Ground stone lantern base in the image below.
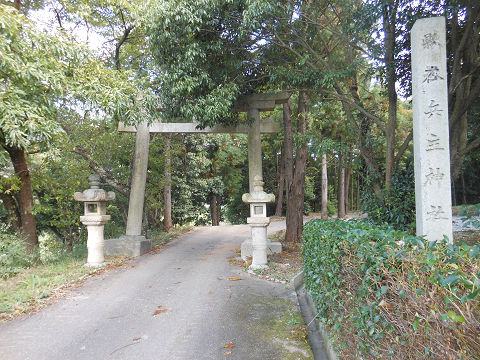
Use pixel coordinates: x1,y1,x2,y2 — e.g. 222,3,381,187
104,235,152,257
240,239,282,261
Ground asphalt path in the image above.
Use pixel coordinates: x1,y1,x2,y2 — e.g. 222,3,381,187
0,221,303,360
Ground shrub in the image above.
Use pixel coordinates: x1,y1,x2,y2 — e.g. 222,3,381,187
302,219,480,359
38,231,64,263
0,229,36,279
362,163,415,231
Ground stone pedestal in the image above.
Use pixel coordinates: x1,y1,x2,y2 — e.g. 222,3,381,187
248,218,269,269
81,215,110,266
104,235,152,257
240,239,282,261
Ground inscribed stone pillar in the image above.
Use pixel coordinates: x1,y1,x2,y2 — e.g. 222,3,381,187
412,17,453,242
247,108,262,193
126,121,150,236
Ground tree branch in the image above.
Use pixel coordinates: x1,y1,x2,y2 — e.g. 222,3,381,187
323,89,386,133
394,130,413,167
115,25,135,71
71,147,129,197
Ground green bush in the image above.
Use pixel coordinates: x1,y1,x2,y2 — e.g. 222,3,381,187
302,219,480,359
362,163,415,231
0,230,36,279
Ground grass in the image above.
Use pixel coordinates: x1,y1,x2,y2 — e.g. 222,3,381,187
150,224,193,249
0,225,193,322
0,250,117,321
260,298,313,359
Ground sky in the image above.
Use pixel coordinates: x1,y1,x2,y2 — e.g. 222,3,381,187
29,5,106,53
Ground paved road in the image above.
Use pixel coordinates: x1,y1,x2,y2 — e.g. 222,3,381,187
0,222,306,360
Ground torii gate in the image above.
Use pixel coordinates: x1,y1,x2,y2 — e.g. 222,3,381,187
104,92,289,267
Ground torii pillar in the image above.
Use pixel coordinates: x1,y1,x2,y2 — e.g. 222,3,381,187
104,121,153,257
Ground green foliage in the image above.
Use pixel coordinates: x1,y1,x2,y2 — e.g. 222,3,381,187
303,219,480,359
144,0,270,127
0,243,93,317
0,228,35,278
0,5,138,150
458,203,480,230
165,134,247,226
362,161,415,231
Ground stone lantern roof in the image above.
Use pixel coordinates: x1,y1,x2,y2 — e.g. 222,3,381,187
73,174,115,202
242,176,275,204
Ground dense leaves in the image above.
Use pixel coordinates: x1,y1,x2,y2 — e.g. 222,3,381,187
144,0,268,127
362,160,416,231
303,219,480,359
0,4,137,149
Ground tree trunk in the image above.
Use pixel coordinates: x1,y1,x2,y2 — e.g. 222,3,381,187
285,92,309,243
337,152,346,219
275,150,285,216
356,172,361,211
4,145,38,249
163,134,173,232
344,162,351,215
452,180,457,206
210,194,220,226
383,1,398,190
350,168,354,211
321,153,328,219
448,6,480,180
65,228,74,253
284,99,295,243
461,173,467,204
216,196,221,225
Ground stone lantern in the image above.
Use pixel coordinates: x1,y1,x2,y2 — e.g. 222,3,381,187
242,176,276,269
74,174,115,266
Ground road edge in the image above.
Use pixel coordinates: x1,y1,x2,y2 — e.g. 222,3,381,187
293,271,338,360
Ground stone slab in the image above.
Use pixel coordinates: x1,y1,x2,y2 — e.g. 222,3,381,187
412,17,453,242
292,270,304,291
241,239,282,260
104,235,152,257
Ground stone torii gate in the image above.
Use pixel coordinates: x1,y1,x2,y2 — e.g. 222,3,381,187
105,92,289,267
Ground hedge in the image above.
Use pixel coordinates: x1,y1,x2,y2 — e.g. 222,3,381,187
302,219,480,359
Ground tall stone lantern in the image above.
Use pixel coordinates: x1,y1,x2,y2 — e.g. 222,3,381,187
242,176,275,269
74,174,115,266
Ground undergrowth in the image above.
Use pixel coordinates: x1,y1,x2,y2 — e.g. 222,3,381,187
302,219,480,359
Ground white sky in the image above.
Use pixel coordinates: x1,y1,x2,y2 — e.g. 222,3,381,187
30,6,105,53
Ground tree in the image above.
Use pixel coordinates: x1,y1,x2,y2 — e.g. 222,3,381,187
321,153,328,219
0,4,137,249
284,93,310,242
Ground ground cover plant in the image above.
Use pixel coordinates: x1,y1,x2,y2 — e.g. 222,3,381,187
302,219,480,359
